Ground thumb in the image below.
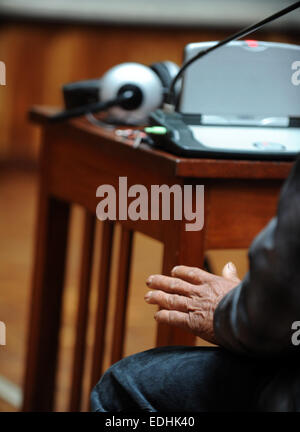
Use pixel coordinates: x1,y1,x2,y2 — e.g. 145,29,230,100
222,262,240,282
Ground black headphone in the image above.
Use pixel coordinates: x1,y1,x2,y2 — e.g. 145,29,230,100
149,61,180,99
56,61,180,124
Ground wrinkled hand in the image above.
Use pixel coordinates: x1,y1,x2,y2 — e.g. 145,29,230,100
145,263,240,344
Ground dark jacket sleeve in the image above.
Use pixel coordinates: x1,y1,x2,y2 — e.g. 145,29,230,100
213,156,300,356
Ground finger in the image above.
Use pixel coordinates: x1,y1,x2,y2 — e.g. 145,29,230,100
222,262,240,282
146,274,195,296
171,265,213,284
144,290,189,312
154,309,190,332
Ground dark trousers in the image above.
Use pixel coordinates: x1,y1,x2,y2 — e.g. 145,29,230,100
90,346,295,412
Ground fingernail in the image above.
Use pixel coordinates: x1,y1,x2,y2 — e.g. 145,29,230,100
172,266,178,274
144,291,153,302
146,276,153,286
228,262,235,271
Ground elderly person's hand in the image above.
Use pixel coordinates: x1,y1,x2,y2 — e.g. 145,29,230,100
144,263,240,344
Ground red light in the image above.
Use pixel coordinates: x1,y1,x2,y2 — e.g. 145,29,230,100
245,40,258,48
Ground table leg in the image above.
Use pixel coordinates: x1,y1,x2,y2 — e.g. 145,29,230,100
22,196,70,412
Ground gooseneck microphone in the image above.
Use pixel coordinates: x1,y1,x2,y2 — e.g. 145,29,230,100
167,0,300,107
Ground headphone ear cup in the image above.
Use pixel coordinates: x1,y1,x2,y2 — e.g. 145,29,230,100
150,61,180,104
63,78,101,109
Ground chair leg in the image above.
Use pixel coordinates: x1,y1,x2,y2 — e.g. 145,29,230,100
110,227,133,365
69,211,96,412
90,221,115,390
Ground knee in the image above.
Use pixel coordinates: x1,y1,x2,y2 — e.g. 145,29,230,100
90,363,119,412
90,349,160,412
90,355,139,412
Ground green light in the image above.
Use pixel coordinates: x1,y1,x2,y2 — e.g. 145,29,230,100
144,126,167,135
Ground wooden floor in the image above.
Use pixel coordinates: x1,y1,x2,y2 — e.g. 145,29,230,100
0,167,248,411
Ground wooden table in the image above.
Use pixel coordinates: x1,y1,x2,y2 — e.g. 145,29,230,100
23,106,293,411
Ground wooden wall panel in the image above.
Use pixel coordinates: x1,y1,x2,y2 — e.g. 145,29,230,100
0,21,299,164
